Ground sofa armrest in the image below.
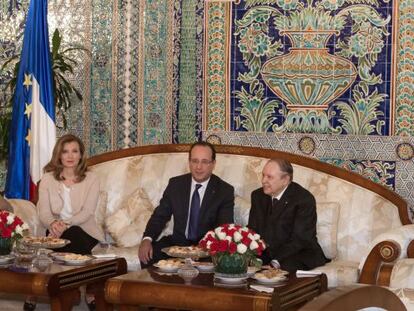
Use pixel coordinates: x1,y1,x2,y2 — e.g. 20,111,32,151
359,240,400,285
358,224,414,285
298,284,406,311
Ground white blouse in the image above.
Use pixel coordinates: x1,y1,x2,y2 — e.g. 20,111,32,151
60,184,73,221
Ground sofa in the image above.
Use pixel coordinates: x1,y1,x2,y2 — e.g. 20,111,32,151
8,144,413,291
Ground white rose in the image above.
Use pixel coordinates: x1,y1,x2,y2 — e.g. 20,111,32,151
217,230,227,240
248,233,254,240
6,214,14,225
15,226,23,235
226,236,232,242
228,224,235,229
206,240,212,249
233,231,242,242
22,223,29,230
214,227,222,235
253,233,260,240
250,240,259,250
237,243,247,254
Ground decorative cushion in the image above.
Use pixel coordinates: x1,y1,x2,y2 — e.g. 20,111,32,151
390,258,414,289
106,188,154,247
95,191,108,233
234,195,250,227
316,201,340,259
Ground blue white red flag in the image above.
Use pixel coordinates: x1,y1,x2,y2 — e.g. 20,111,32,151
5,0,56,201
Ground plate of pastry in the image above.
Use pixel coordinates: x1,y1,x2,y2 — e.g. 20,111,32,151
161,246,209,259
61,254,94,266
153,258,183,273
252,269,289,285
22,236,70,248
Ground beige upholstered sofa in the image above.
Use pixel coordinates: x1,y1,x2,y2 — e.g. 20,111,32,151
8,144,413,291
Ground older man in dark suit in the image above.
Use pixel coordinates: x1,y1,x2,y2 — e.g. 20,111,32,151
138,141,234,267
248,158,328,272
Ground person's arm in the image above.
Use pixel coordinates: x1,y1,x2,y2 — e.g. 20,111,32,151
37,176,58,229
69,175,100,225
247,190,260,232
142,179,174,241
273,195,318,261
216,183,234,225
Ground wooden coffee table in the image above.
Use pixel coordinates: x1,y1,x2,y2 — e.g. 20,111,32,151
0,257,127,311
105,267,327,311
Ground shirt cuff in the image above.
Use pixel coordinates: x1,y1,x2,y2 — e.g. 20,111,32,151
142,236,153,242
271,259,280,268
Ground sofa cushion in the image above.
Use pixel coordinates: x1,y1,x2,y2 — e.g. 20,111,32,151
390,258,414,289
310,260,359,288
106,188,154,247
317,201,340,259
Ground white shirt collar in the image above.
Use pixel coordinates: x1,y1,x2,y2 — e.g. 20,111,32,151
273,184,289,201
191,177,210,189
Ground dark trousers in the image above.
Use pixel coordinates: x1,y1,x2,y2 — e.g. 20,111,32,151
46,226,98,255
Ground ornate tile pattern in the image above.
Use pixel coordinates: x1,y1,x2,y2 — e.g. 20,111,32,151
395,0,414,136
225,0,394,136
203,2,229,131
176,0,204,143
114,0,139,149
140,0,174,145
205,130,414,214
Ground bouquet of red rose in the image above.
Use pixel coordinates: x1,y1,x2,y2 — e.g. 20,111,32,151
0,210,28,239
199,223,266,257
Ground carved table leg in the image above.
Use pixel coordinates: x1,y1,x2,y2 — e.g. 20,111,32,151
50,288,80,311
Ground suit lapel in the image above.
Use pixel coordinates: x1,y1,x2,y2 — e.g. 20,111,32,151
182,174,192,219
271,183,293,219
199,175,217,220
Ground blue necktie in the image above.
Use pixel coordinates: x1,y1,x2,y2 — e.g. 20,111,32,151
188,184,202,242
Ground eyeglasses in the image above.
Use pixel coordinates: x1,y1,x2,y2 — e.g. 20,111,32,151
190,159,214,165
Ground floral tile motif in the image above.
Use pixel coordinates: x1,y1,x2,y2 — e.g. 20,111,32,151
395,0,414,136
205,131,414,214
224,0,395,135
320,158,396,190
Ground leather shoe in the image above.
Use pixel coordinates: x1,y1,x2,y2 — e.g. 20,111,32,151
23,302,36,311
86,300,96,311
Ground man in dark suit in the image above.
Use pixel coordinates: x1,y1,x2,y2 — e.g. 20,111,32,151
138,141,234,267
248,158,328,272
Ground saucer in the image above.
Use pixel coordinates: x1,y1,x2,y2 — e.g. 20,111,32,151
214,272,248,284
214,278,248,288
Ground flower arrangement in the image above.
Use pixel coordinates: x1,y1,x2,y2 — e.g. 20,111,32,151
0,210,28,239
199,224,266,275
199,224,266,257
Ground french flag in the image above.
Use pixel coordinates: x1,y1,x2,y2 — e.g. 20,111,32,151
5,0,56,201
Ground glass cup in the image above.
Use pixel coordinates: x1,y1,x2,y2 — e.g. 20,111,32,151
13,240,36,269
32,248,52,272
